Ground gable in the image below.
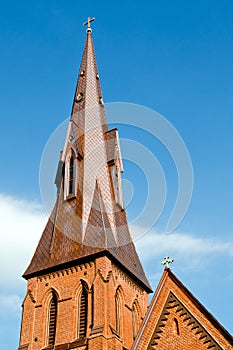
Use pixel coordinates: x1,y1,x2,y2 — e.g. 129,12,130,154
132,268,233,350
147,291,223,350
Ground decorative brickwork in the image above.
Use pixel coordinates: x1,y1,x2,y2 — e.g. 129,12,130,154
19,256,148,350
132,268,233,350
148,291,222,350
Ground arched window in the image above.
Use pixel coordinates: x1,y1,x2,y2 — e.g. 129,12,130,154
47,292,57,346
173,317,180,335
115,288,121,334
69,151,75,195
78,282,88,338
132,301,140,340
64,149,77,198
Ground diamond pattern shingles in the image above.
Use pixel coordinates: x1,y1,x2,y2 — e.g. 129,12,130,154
23,30,151,292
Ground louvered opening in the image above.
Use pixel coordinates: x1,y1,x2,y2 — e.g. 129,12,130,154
79,288,88,338
48,293,57,345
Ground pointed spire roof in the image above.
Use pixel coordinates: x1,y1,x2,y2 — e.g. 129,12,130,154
23,26,151,292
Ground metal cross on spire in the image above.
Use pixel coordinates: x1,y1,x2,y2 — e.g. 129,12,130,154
83,17,96,32
161,256,174,268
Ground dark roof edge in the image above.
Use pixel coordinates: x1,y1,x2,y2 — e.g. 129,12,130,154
105,127,118,134
22,250,153,294
168,268,233,345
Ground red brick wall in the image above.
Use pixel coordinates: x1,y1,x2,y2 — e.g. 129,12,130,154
19,256,149,350
134,269,233,350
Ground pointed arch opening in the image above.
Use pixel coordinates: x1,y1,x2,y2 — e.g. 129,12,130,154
173,317,180,335
69,151,75,194
64,148,78,199
132,300,141,340
78,281,88,339
115,287,121,335
47,292,58,346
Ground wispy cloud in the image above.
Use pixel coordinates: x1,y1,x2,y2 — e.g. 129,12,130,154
131,225,233,271
0,294,21,316
0,194,47,289
1,194,232,286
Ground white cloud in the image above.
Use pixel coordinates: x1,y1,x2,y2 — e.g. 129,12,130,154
132,225,233,270
0,192,232,290
0,194,47,290
0,294,21,316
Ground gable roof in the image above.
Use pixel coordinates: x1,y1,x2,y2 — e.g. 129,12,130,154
132,268,233,350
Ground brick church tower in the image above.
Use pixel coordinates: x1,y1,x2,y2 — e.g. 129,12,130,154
18,20,233,350
18,20,152,350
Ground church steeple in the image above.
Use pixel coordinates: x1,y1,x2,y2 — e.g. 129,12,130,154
18,24,152,350
68,24,117,240
23,24,151,293
18,21,233,350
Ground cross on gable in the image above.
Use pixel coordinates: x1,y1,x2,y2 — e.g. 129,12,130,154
161,256,174,268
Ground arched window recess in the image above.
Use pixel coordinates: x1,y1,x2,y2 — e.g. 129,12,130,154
173,317,180,335
47,291,58,346
115,288,121,335
64,148,78,199
132,300,141,340
77,281,89,339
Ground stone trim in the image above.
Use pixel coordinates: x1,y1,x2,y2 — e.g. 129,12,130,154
58,297,72,303
97,269,112,282
109,324,121,338
18,344,29,350
90,324,104,335
42,338,87,350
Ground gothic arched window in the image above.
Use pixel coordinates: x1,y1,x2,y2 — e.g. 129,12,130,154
69,151,75,195
78,282,88,338
173,317,180,335
115,288,121,334
132,301,140,340
64,149,77,198
47,292,58,346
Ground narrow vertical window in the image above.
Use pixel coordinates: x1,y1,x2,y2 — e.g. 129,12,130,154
64,149,77,198
78,283,88,338
132,302,137,340
173,317,180,335
132,301,140,340
115,290,120,334
48,292,57,346
69,150,75,195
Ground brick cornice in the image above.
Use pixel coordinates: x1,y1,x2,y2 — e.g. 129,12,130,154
37,262,93,282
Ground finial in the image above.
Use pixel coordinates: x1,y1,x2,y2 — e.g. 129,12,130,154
83,17,96,33
161,256,174,268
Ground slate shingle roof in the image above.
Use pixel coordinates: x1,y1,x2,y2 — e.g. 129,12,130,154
23,29,152,293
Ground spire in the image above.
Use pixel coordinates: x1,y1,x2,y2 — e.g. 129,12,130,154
23,24,152,292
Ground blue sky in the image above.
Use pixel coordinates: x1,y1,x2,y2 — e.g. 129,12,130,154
0,0,233,348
